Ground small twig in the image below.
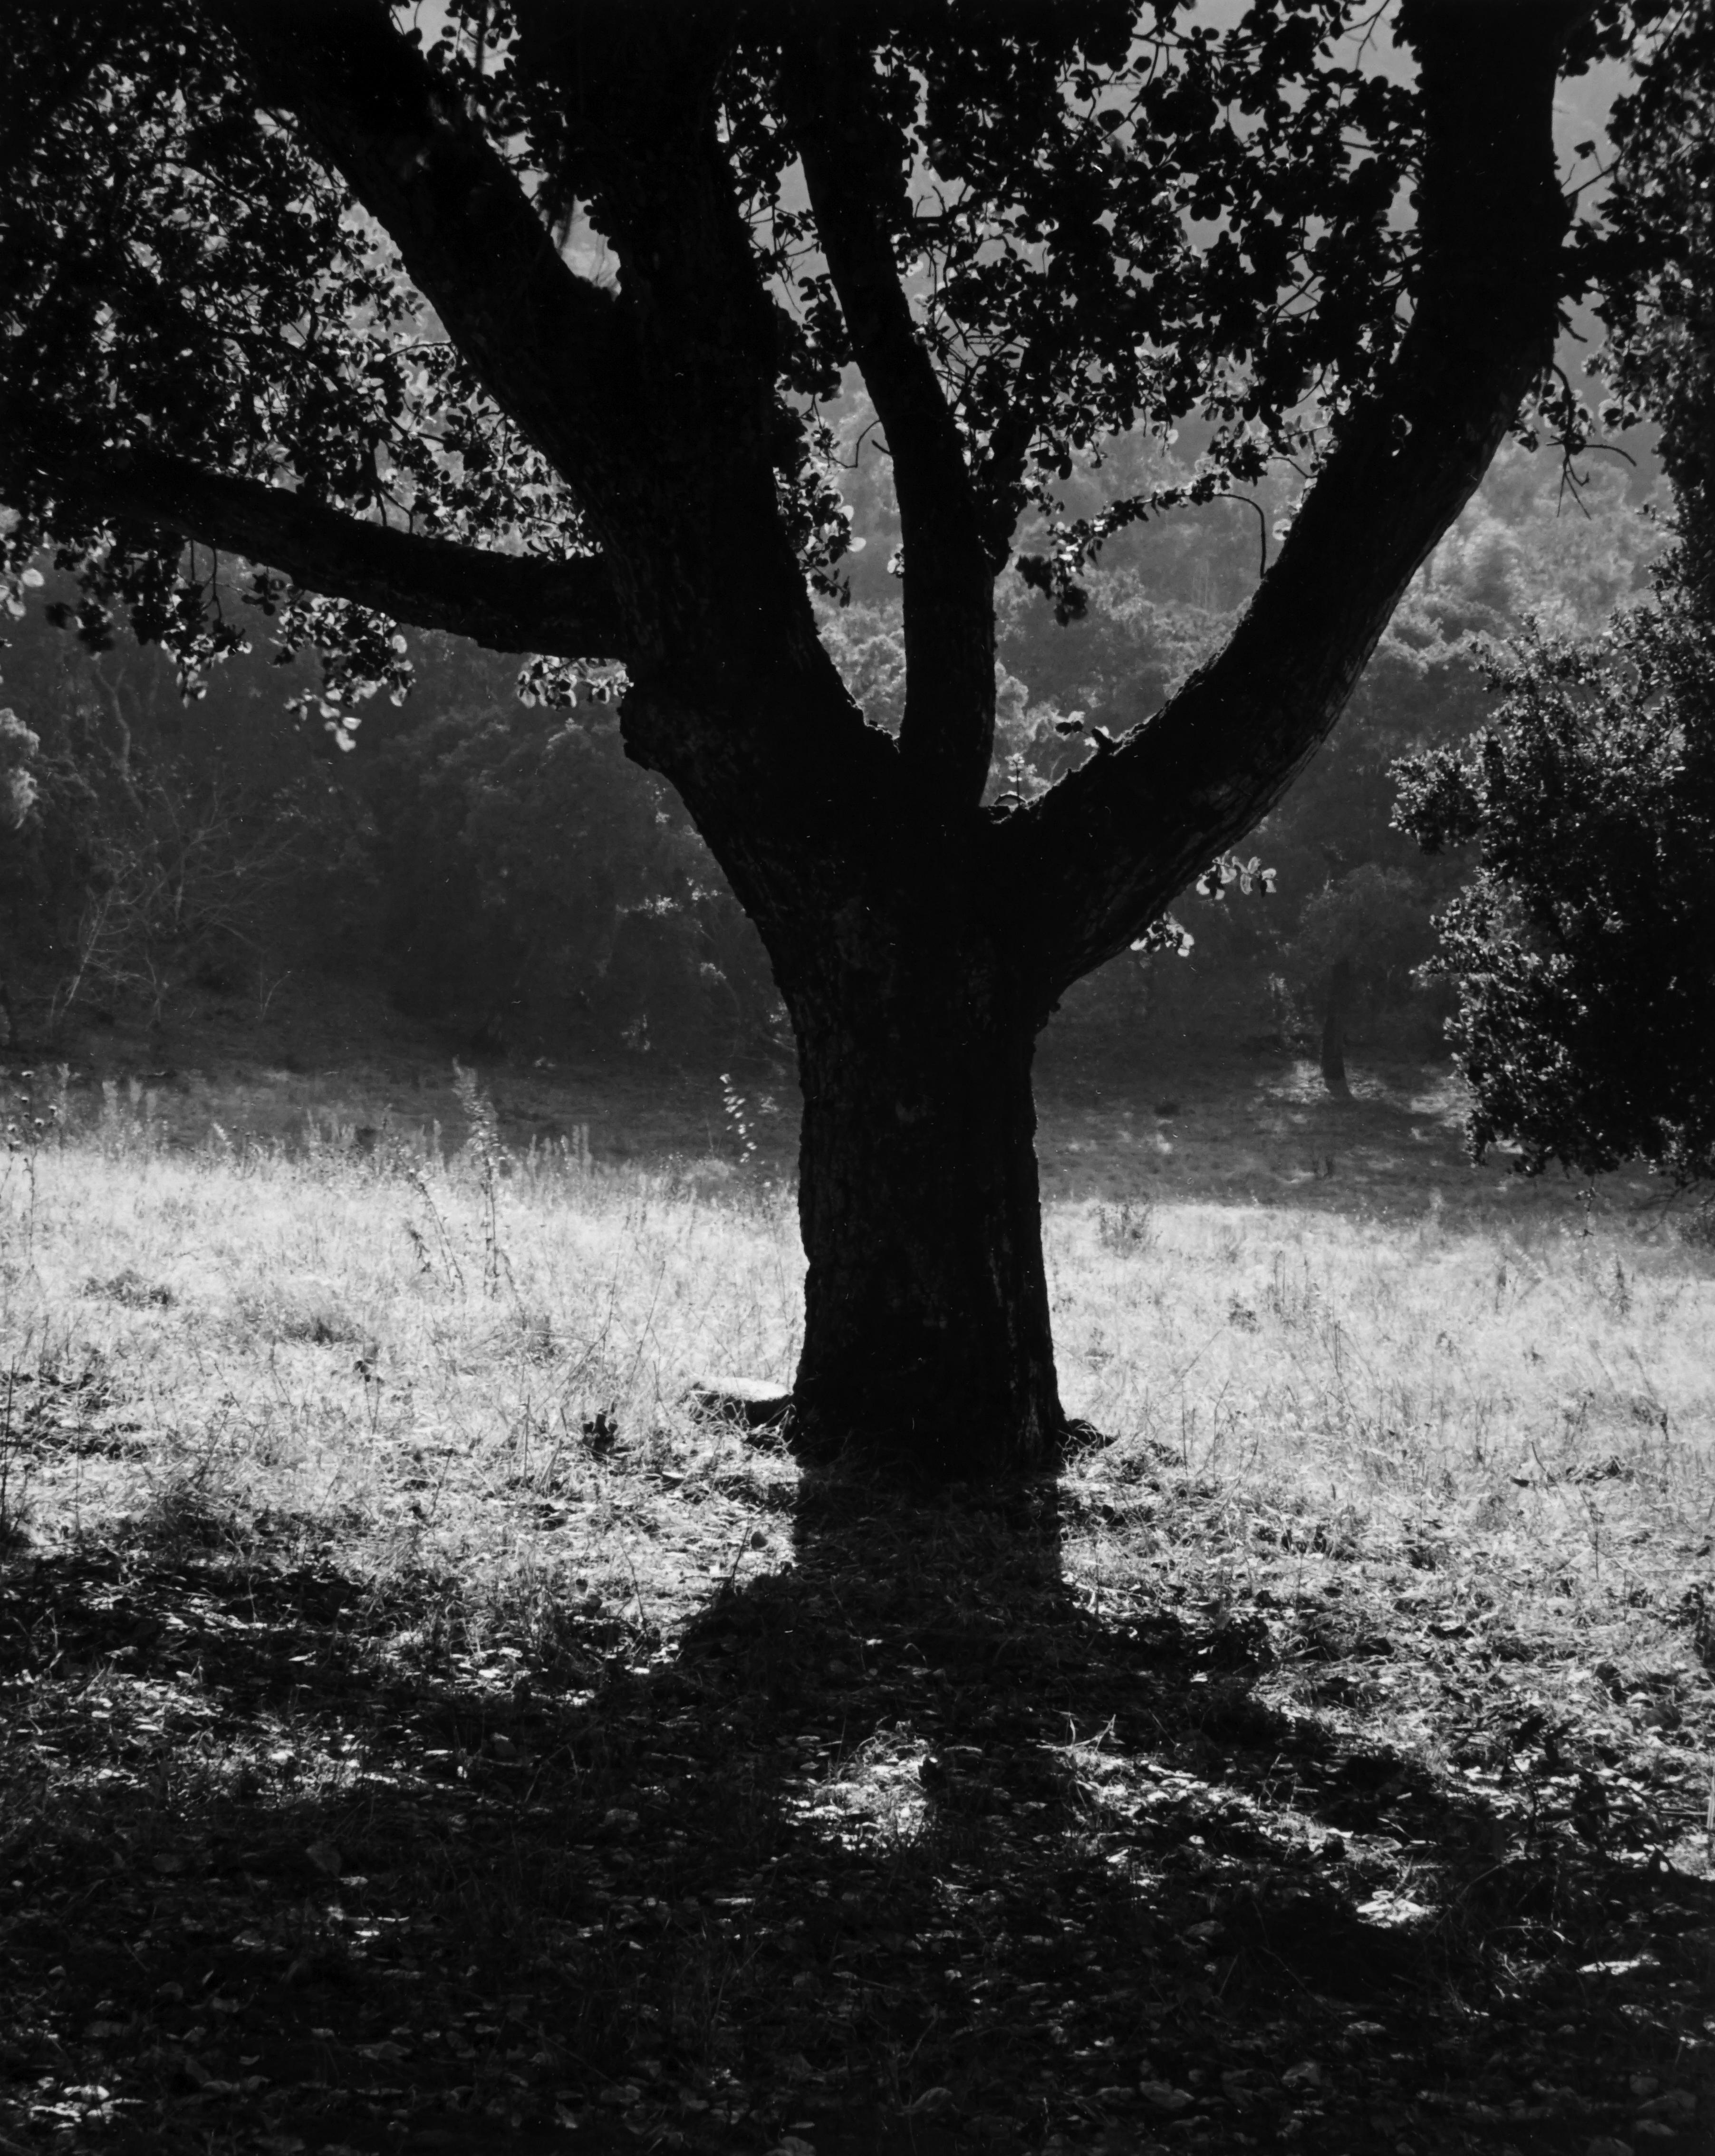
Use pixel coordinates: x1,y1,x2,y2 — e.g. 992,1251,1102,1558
1221,492,1269,579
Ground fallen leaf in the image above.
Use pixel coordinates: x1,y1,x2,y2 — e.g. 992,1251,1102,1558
1357,1892,1433,1928
1639,2092,1697,2122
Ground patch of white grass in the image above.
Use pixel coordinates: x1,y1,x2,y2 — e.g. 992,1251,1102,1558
1051,1195,1711,1504
2,1100,1710,1673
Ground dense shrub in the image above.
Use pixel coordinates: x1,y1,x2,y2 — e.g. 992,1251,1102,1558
1395,603,1715,1181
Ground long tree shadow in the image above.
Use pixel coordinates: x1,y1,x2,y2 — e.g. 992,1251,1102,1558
0,1451,1709,2156
722,1460,1715,2155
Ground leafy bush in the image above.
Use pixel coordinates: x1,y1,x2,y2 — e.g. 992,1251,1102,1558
1394,603,1715,1182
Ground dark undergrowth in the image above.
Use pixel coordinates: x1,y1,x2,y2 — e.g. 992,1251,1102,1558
1,1447,1712,2156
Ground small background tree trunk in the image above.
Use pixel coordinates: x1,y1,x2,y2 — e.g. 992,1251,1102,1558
1321,954,1354,1098
787,941,1064,1480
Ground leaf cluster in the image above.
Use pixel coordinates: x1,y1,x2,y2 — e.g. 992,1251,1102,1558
1,0,1448,697
1588,0,1715,609
0,1,585,693
727,1,1417,611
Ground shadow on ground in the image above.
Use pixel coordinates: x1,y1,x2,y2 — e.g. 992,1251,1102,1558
0,1454,1710,2156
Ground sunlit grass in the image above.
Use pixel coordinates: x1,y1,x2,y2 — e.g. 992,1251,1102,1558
1047,1193,1715,1781
0,1103,802,1611
1056,1190,1711,1541
4,1092,1710,1650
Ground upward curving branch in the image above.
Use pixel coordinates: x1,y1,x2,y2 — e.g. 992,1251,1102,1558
211,1,636,525
996,0,1586,1005
57,447,626,659
780,28,999,814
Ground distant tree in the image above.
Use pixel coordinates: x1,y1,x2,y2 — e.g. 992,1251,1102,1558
1394,605,1715,1184
0,582,370,1028
1280,863,1438,1092
0,0,1666,1474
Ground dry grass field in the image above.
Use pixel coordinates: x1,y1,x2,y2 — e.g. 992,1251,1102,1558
1,1054,1713,2156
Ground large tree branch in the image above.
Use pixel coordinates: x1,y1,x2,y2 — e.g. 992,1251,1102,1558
210,2,638,522
997,0,1588,1006
61,447,626,658
216,1,888,857
780,28,997,812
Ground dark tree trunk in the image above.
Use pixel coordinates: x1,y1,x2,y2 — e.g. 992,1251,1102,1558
1321,955,1354,1097
783,926,1063,1479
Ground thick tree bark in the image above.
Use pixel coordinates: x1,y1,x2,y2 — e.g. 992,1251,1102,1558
786,928,1063,1478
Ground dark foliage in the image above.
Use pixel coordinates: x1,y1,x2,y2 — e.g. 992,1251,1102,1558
1394,602,1715,1181
366,651,783,1064
0,594,782,1062
1598,0,1715,613
0,632,367,1032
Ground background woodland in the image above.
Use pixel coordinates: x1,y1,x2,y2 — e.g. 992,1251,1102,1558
0,412,1667,1075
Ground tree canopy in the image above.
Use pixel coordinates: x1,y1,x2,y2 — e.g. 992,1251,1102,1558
4,5,1639,777
1596,0,1715,611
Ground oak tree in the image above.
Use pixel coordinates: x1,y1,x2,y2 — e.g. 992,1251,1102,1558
0,0,1655,1473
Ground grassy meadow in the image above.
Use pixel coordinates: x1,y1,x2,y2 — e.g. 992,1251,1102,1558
1,1051,1713,2156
